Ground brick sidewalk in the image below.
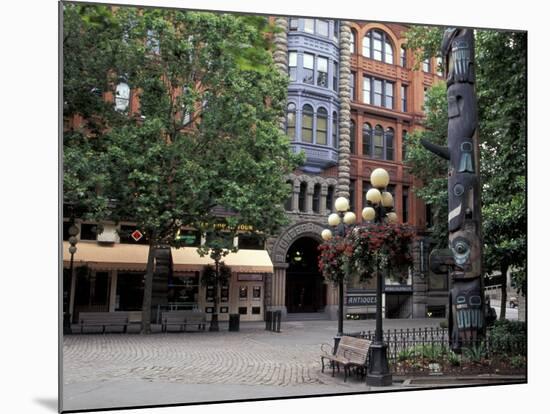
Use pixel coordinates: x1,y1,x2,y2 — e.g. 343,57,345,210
62,319,444,411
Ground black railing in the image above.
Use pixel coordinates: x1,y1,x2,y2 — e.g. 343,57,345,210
343,327,526,375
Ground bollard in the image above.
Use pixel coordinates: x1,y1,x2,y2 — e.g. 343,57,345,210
265,311,273,331
274,310,281,333
229,314,240,332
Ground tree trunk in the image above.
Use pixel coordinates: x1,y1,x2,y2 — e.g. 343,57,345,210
209,259,220,331
499,263,509,320
141,239,156,334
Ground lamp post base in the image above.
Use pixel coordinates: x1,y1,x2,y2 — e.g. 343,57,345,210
366,342,392,386
333,334,342,353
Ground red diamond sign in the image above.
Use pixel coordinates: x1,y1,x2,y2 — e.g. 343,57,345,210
131,230,143,242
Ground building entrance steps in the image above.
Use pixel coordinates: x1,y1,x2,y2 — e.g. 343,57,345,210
286,312,330,321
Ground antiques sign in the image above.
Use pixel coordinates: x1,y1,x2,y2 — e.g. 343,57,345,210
346,295,376,306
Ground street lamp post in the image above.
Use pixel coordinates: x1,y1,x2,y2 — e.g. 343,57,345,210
322,196,356,351
64,221,79,334
364,168,394,386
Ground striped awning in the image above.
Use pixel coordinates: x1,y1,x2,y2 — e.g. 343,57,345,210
62,241,273,273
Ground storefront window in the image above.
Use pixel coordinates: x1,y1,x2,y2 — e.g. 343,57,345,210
168,272,199,304
116,272,145,311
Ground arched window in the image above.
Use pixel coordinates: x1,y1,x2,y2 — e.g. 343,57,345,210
326,185,335,212
312,184,321,213
385,128,394,160
298,182,307,212
385,37,394,64
115,81,130,112
301,104,314,143
400,46,407,67
362,123,372,156
423,58,431,73
374,125,384,158
332,112,338,147
350,29,356,54
363,30,394,64
286,103,296,138
349,119,356,154
284,180,293,211
316,107,328,145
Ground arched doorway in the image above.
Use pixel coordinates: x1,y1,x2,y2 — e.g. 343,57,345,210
285,237,326,313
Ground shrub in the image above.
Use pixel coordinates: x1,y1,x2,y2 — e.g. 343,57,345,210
488,320,526,356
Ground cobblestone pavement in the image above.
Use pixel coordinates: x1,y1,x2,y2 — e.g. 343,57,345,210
62,319,445,410
64,324,353,388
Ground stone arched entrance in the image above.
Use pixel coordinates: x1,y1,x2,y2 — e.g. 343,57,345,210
285,237,326,313
268,221,338,319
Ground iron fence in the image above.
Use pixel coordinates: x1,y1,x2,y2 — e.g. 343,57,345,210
344,327,526,375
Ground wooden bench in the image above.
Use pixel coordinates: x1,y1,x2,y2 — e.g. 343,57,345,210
161,311,207,332
320,336,372,382
78,312,129,334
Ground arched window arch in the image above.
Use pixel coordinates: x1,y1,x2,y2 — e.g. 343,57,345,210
385,37,394,64
363,29,395,64
284,180,293,211
326,185,335,213
385,128,394,160
332,111,338,147
286,103,296,138
298,182,307,212
316,107,328,145
362,123,372,156
349,119,356,154
115,81,130,112
350,29,356,54
301,104,314,143
312,184,321,213
374,125,384,158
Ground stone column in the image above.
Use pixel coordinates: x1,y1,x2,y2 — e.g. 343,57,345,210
337,21,352,199
269,264,288,319
273,17,289,131
320,184,328,216
306,180,314,214
292,180,300,212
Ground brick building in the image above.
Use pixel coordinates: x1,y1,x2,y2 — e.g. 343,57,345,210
63,11,448,325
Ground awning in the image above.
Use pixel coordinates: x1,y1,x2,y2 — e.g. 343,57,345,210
62,241,273,273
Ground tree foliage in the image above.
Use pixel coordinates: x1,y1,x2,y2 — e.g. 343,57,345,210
63,5,301,332
403,27,527,297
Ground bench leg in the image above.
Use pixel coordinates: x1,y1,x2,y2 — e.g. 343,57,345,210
321,358,325,373
102,325,105,334
344,367,348,382
123,325,127,333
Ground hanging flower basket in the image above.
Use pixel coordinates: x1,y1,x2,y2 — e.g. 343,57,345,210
318,224,415,284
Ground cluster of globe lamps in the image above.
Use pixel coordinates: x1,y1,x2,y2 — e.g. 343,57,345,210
322,168,397,243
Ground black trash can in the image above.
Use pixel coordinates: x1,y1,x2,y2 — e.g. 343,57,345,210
265,311,273,331
273,310,281,333
229,314,240,331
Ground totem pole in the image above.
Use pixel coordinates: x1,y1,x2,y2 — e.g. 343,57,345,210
421,28,484,352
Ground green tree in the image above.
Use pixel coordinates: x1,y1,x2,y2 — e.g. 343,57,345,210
404,82,448,248
404,27,527,315
63,5,301,333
